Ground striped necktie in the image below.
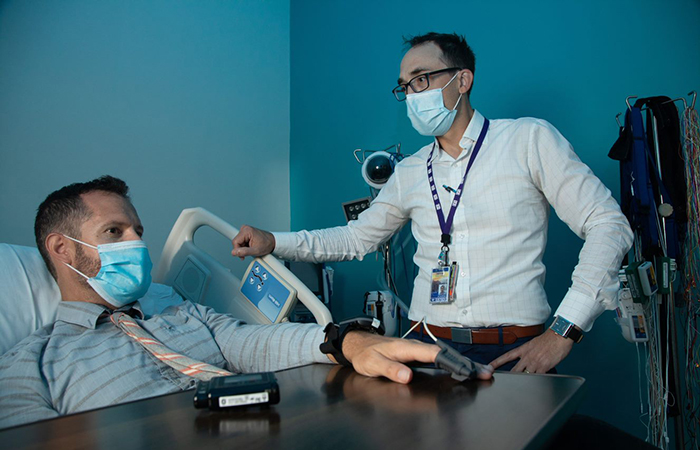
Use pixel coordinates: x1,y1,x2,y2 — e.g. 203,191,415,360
110,312,233,381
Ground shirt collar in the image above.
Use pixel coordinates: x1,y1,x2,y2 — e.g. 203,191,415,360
434,109,487,162
56,301,145,329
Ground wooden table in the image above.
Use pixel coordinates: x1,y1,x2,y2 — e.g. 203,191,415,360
0,365,585,450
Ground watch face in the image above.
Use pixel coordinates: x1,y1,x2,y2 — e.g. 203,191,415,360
551,317,573,336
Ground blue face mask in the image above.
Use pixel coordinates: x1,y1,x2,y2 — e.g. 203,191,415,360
63,236,153,308
406,72,463,136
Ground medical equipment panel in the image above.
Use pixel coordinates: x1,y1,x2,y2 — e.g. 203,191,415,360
615,288,649,343
240,258,297,324
342,197,371,221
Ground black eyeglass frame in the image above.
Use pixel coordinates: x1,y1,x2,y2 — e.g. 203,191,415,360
392,67,463,101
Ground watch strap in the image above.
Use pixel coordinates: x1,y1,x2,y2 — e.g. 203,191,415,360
320,322,351,366
320,317,385,367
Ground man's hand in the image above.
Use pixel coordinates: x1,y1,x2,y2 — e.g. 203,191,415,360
339,332,438,384
231,225,276,260
489,329,574,373
337,332,493,384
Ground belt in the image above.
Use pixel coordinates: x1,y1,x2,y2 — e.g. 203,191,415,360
410,321,544,345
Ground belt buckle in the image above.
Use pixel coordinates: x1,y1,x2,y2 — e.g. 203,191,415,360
451,327,472,344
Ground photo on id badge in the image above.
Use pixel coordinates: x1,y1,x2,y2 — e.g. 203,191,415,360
431,266,451,303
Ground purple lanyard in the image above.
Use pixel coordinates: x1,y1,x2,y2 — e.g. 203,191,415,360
427,118,489,249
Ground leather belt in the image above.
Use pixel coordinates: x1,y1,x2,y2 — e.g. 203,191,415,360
410,321,545,345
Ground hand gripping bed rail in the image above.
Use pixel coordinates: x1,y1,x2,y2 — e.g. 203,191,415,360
153,207,332,326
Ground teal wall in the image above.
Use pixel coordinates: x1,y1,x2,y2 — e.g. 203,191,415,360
290,0,700,441
0,0,291,268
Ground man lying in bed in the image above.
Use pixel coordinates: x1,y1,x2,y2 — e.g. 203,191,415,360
0,175,492,429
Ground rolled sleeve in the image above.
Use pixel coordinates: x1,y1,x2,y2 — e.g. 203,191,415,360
528,120,633,331
271,232,300,261
271,170,409,264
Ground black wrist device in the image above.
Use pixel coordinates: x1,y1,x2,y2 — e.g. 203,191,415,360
320,316,385,367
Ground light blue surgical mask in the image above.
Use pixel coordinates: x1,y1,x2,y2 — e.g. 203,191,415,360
406,72,463,136
63,236,153,308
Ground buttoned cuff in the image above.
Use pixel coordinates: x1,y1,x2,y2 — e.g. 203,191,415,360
554,288,607,332
271,232,298,260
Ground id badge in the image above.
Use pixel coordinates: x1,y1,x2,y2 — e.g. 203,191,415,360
431,266,452,304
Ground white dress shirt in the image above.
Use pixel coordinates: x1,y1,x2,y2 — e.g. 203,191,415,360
274,111,633,332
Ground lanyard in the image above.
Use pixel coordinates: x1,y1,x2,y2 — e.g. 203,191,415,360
426,118,489,263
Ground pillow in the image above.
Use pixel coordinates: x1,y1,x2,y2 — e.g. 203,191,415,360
0,244,61,355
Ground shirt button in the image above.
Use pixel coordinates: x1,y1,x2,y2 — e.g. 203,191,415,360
459,233,465,239
460,272,466,277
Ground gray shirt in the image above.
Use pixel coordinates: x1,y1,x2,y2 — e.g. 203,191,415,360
0,289,328,429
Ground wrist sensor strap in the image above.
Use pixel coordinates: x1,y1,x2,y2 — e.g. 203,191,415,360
320,317,385,367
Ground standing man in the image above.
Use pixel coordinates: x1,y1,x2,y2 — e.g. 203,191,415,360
232,32,632,373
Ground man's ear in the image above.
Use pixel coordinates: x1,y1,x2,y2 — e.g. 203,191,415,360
45,233,74,267
458,69,474,95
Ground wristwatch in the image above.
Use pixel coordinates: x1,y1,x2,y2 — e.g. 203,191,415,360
320,316,385,366
549,316,584,343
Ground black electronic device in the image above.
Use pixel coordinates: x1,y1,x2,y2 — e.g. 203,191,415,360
434,340,482,381
193,372,280,410
320,316,385,367
342,197,372,221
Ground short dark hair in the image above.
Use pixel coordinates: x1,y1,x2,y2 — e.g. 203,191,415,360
403,32,476,95
34,175,130,279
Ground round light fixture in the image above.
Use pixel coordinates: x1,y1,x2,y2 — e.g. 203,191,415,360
361,151,395,190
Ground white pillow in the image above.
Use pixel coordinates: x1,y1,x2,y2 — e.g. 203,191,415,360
0,244,61,355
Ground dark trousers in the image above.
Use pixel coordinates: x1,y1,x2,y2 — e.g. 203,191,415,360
406,329,542,372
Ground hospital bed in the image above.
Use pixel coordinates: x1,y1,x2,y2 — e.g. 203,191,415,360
0,208,332,356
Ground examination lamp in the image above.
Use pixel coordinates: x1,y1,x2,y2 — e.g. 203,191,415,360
362,151,394,189
353,144,407,190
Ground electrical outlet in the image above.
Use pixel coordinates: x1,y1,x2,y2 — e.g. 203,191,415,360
342,197,372,221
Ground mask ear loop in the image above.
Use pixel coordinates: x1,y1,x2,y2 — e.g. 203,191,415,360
64,262,90,280
61,234,98,279
451,92,463,111
440,71,463,111
450,70,467,110
62,234,98,250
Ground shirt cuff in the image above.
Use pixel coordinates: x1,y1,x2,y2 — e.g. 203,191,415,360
553,288,607,332
309,325,334,365
270,232,298,261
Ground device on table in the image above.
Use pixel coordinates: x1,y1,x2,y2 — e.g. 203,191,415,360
194,372,280,410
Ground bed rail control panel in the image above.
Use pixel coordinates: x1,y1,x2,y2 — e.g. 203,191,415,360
154,207,332,326
240,258,297,323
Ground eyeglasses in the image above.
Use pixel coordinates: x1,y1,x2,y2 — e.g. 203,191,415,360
392,67,462,102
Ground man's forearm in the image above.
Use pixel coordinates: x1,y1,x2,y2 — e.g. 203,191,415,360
557,220,633,331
